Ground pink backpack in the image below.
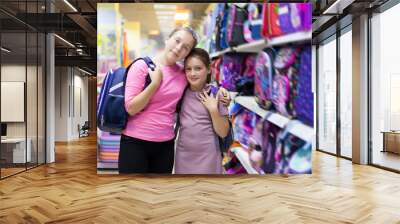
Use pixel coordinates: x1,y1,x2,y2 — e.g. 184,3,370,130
272,47,301,117
254,48,275,110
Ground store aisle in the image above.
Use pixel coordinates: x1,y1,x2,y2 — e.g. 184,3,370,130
0,135,399,223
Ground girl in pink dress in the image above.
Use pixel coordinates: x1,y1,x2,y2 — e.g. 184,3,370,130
174,48,230,174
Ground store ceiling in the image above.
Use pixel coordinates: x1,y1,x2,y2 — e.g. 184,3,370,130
118,3,209,39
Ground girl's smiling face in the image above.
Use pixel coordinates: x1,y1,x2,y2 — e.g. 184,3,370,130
184,56,210,91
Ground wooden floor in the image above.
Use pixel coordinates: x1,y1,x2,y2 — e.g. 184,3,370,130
0,135,400,223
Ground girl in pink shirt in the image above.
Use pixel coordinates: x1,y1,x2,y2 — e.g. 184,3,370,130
119,28,229,174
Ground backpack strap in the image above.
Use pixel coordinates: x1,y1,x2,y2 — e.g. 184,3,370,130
124,57,156,89
174,85,189,137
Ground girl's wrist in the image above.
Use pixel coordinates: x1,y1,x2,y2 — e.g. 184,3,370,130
209,107,219,115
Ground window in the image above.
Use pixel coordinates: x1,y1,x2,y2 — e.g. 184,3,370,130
371,2,400,171
318,37,337,154
339,28,352,158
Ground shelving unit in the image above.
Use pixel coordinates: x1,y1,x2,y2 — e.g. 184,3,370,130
209,47,234,59
210,31,311,58
211,29,313,174
230,146,260,174
234,96,314,142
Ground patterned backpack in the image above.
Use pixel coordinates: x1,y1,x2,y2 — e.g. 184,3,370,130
272,47,301,117
236,54,257,96
254,48,275,110
243,3,263,43
298,3,312,31
218,4,230,50
226,4,248,47
278,3,302,34
274,120,311,174
271,72,291,117
261,119,282,174
219,54,245,91
293,45,313,126
262,3,310,38
232,107,260,147
210,3,226,53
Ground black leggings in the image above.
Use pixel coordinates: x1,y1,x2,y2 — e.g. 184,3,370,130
118,134,175,174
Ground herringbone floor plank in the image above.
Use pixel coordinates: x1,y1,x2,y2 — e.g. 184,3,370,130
0,134,399,223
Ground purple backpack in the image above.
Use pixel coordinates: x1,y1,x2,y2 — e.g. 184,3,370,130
298,3,312,31
278,3,304,35
261,119,282,173
272,47,301,117
220,54,245,91
243,3,263,42
242,54,257,78
236,54,257,95
254,48,275,110
294,45,313,126
272,73,291,117
226,4,248,47
232,107,260,147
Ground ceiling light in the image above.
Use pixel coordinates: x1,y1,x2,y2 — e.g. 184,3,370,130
175,12,190,21
1,47,11,53
63,0,78,12
54,34,75,48
154,4,177,10
155,11,176,16
174,10,191,24
157,15,174,20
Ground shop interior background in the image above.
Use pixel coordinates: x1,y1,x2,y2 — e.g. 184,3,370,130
97,3,314,174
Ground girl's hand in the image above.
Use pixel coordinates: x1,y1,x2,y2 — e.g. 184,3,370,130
149,65,163,87
198,90,219,113
218,88,231,107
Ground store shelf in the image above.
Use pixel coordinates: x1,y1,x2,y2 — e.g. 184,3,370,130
235,39,268,53
267,31,312,47
234,96,313,142
285,120,314,142
235,96,270,118
230,146,260,174
210,47,233,59
210,31,312,58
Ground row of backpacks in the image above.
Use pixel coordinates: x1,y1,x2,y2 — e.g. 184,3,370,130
212,45,313,127
227,105,312,174
202,3,312,53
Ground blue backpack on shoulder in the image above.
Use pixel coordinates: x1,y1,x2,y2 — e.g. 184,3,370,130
97,57,156,134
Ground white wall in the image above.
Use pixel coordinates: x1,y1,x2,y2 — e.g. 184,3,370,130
54,67,89,141
55,67,69,141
